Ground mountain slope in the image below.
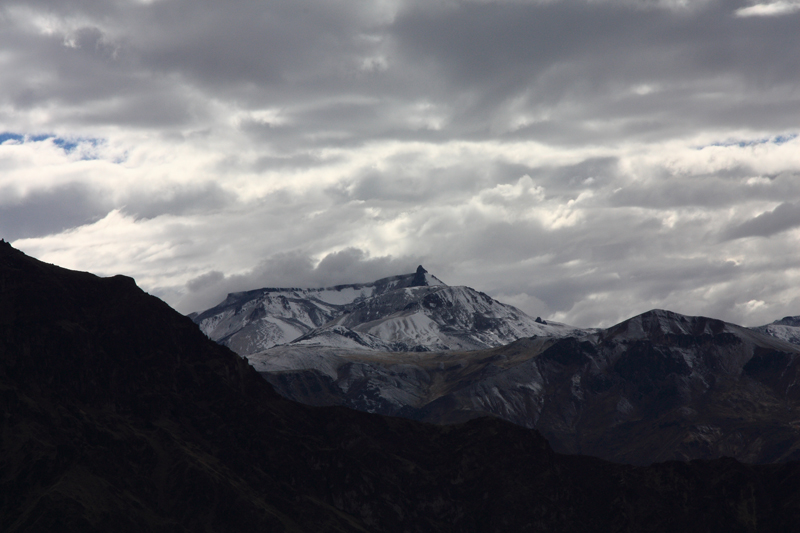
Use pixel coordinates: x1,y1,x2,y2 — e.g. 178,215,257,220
753,315,800,346
257,309,800,465
7,242,800,530
193,266,578,354
295,284,579,351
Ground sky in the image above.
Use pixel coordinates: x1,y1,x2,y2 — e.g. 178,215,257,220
1,0,799,328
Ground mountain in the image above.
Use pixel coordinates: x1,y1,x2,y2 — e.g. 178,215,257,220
256,309,800,465
8,243,800,530
753,315,800,346
192,265,579,354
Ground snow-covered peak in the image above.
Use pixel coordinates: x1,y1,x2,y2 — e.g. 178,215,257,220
194,266,448,322
291,284,582,352
409,265,445,287
191,266,577,355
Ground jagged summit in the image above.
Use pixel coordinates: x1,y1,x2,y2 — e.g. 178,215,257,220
201,266,446,318
409,265,444,287
411,265,428,286
192,267,575,355
354,265,445,291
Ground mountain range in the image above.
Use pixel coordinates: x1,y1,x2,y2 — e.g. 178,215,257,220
8,241,800,530
192,267,800,466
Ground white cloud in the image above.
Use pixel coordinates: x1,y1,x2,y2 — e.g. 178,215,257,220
735,1,800,17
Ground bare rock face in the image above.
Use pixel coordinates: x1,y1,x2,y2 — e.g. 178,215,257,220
257,309,800,465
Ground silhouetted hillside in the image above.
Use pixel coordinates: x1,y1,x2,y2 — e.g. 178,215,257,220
2,240,799,532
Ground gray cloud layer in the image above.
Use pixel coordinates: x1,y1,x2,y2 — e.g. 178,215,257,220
0,182,110,241
725,202,800,239
2,0,800,327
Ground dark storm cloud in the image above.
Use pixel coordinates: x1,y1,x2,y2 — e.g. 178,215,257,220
0,183,111,241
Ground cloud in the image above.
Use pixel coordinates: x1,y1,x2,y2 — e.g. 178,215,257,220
120,182,235,220
4,0,798,147
389,0,800,142
0,182,111,240
186,270,224,293
724,202,800,240
3,0,800,330
735,2,800,17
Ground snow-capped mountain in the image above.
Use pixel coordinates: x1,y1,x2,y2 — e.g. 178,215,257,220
753,315,800,346
254,309,800,465
192,266,579,354
294,284,579,351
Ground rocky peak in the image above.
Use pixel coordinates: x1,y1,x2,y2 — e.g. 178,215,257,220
410,265,429,287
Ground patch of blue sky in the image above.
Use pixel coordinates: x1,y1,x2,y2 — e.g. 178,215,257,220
0,132,104,160
697,133,798,150
773,134,797,145
0,132,24,144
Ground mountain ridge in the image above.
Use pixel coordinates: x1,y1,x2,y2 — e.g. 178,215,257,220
192,265,578,354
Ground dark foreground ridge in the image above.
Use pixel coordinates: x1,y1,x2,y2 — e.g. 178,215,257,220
2,240,800,532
